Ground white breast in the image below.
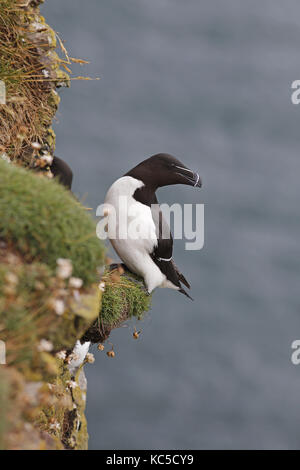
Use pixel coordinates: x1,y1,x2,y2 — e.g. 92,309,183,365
104,176,166,292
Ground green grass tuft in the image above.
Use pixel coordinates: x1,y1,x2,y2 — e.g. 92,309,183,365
0,160,104,285
100,271,151,329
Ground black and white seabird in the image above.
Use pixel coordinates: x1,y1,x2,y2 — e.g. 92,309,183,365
35,155,73,190
51,156,73,189
104,153,202,299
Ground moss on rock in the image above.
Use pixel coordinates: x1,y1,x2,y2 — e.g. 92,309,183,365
0,361,90,450
0,159,104,285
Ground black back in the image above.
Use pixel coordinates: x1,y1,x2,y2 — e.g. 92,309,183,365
51,156,73,190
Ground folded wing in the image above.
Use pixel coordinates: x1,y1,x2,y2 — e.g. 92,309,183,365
150,200,193,300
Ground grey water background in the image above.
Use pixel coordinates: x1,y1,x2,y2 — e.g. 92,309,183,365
42,1,300,449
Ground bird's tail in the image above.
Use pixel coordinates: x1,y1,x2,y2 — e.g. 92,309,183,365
179,287,194,301
172,261,191,289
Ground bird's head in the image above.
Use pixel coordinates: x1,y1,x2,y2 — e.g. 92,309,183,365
125,153,202,190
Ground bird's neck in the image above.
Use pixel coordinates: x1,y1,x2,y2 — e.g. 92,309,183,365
132,183,158,207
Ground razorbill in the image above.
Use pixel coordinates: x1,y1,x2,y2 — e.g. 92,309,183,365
35,155,73,189
104,153,202,299
51,156,73,189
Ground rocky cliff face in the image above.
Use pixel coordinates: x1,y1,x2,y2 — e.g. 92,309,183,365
0,0,150,450
0,159,104,449
0,0,69,165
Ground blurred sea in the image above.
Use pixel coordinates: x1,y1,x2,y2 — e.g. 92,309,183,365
42,0,300,449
